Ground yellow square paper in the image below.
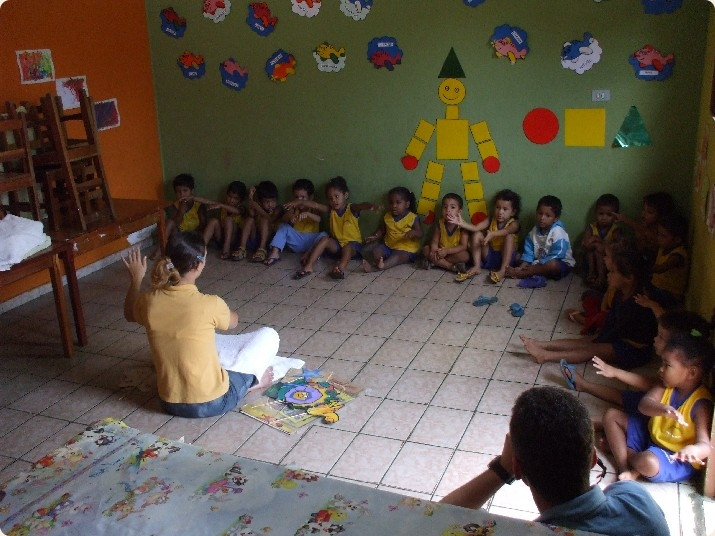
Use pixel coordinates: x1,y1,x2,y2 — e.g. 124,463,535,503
425,161,444,181
564,108,606,147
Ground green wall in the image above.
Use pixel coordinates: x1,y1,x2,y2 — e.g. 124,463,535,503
145,0,709,235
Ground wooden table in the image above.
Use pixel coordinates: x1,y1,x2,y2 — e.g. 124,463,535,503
0,241,87,357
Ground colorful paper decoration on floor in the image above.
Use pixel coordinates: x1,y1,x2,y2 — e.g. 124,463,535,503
220,58,248,90
291,0,321,17
464,0,487,5
313,42,346,72
240,369,362,434
367,36,402,71
16,49,55,84
247,2,278,36
160,7,186,38
643,0,682,14
203,0,231,22
177,52,206,79
56,76,88,109
94,99,120,131
560,32,602,74
490,24,529,64
265,49,296,82
523,108,559,144
612,106,651,148
629,45,674,81
340,0,372,20
564,108,605,146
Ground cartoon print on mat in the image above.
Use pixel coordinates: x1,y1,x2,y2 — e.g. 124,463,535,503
220,58,249,90
442,521,496,536
191,462,248,501
125,439,181,470
313,42,346,72
103,477,179,520
160,7,187,38
340,0,372,20
246,2,278,36
222,513,262,535
271,468,320,489
560,32,602,74
401,48,500,224
367,36,403,71
265,49,296,82
295,494,369,535
628,44,674,81
5,492,75,534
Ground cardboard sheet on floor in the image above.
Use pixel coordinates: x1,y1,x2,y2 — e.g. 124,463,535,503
564,108,605,147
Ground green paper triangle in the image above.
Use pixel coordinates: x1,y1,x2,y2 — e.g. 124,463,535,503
438,47,465,78
612,105,652,148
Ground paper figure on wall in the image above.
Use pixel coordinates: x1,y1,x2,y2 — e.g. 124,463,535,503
523,108,559,145
643,0,682,14
313,42,346,72
265,49,296,82
219,58,248,90
490,24,529,64
177,52,206,79
561,32,602,74
292,0,321,17
401,48,499,224
246,2,277,36
16,49,55,84
203,0,231,22
628,45,674,81
565,108,606,146
160,7,186,38
94,99,120,131
340,0,372,20
464,0,487,5
612,106,651,148
56,76,88,109
367,36,402,71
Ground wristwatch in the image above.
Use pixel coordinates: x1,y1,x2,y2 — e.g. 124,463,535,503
488,455,515,484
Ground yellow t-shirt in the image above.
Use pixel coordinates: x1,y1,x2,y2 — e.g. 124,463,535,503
650,245,689,299
384,212,420,253
438,219,461,249
220,207,243,227
293,212,319,233
588,222,617,242
175,200,202,232
329,204,362,246
488,217,518,252
134,284,230,404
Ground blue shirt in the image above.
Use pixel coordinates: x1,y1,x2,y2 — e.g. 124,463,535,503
536,482,669,536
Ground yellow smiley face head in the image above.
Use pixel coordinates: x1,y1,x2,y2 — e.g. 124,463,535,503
438,78,465,105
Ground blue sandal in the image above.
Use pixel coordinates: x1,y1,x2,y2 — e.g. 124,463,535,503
509,303,525,317
560,359,577,391
473,295,498,307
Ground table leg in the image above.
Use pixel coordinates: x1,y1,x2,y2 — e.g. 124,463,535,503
60,245,87,346
157,207,167,256
49,253,73,358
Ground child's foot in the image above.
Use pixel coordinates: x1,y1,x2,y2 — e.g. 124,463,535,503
565,308,586,324
231,247,247,261
376,257,385,270
362,259,373,273
617,470,640,482
520,335,548,364
220,251,231,260
248,366,275,393
330,265,345,279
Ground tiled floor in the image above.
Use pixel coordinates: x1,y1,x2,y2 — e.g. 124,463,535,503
2,248,714,535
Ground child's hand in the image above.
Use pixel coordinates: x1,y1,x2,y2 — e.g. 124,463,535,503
483,231,494,245
283,200,301,210
435,247,446,259
664,406,687,426
429,250,440,263
248,186,256,200
671,445,705,465
122,248,147,282
297,211,310,221
634,293,657,310
592,356,616,378
446,213,463,226
364,234,379,245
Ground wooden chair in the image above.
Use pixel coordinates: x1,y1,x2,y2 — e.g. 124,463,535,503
0,114,41,220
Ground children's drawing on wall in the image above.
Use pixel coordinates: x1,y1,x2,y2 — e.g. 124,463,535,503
291,0,321,18
629,45,674,81
94,99,120,131
16,49,55,84
247,2,278,36
177,52,206,79
220,58,249,90
464,0,487,5
56,76,88,109
367,36,402,71
401,48,500,224
523,108,559,145
642,0,682,14
313,42,346,72
203,0,231,22
340,0,372,20
560,32,601,74
612,105,651,148
160,7,186,38
265,49,296,82
490,24,529,64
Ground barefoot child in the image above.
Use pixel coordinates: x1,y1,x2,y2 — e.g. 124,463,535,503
233,181,282,263
201,181,247,260
418,193,469,273
581,193,619,289
164,173,207,244
648,213,689,308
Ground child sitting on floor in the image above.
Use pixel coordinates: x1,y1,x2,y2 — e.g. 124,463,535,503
164,173,207,245
418,193,469,274
615,191,675,267
201,181,247,260
362,186,422,272
648,213,689,309
233,181,282,263
581,193,620,290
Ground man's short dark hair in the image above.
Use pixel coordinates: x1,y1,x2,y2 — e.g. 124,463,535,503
510,387,593,504
256,180,278,201
293,178,315,197
537,195,562,218
595,193,619,213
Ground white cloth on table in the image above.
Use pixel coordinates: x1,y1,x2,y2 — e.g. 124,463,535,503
216,327,303,381
0,213,51,271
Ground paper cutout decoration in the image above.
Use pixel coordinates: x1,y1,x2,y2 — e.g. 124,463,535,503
265,49,296,82
564,108,605,147
629,45,674,81
367,36,403,71
561,32,602,74
219,58,248,90
94,99,120,131
612,106,651,148
313,42,346,72
291,0,321,18
160,7,186,38
203,0,231,22
16,49,55,84
401,48,499,224
707,184,715,234
56,76,88,109
490,24,529,64
464,0,487,5
523,108,559,144
177,52,206,79
643,0,682,14
340,0,372,20
246,2,278,36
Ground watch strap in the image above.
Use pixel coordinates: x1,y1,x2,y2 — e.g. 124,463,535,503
488,455,515,484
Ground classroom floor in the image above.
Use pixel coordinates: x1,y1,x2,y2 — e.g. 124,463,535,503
1,248,713,536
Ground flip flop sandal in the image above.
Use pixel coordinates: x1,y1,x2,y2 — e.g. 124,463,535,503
489,271,502,284
329,267,345,279
453,262,467,273
518,275,547,289
263,257,281,267
231,247,246,261
293,270,312,280
220,251,232,260
509,303,525,317
454,272,475,283
560,359,577,391
473,295,498,307
251,248,267,263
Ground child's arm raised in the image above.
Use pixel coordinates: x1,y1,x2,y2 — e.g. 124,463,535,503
484,220,519,245
637,385,686,424
672,400,713,465
122,248,147,323
634,293,665,319
592,356,654,391
283,199,329,213
446,212,489,233
350,202,382,214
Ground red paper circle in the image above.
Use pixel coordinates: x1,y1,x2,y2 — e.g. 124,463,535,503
401,155,418,170
471,211,487,225
523,108,559,145
483,156,500,174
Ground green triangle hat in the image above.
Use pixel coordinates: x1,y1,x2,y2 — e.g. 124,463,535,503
438,47,465,78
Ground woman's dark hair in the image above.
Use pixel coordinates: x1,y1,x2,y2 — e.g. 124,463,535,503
495,189,521,218
388,186,417,213
152,231,206,288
